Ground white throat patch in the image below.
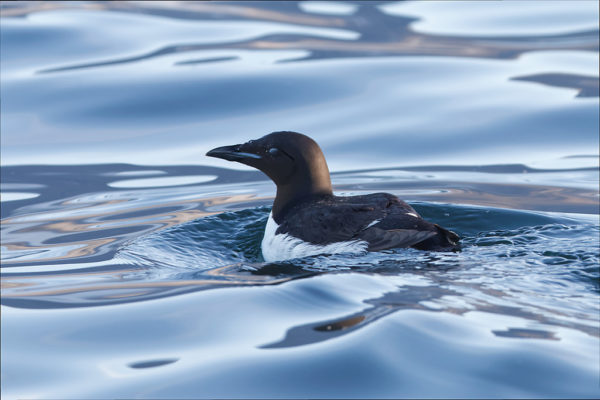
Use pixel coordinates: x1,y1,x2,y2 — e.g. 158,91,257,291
261,213,368,262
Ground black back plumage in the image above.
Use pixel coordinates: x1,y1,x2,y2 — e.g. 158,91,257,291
275,192,460,252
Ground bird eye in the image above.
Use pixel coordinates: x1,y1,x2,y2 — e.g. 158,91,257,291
268,147,280,155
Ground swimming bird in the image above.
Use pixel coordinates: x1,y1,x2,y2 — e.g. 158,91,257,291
207,131,460,262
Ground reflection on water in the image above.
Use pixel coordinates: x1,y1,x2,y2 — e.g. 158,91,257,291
128,358,179,369
262,281,597,349
1,1,598,169
1,1,599,399
7,0,598,73
1,164,598,312
512,73,599,98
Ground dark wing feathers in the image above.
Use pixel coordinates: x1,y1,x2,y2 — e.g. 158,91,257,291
276,193,453,251
276,201,385,244
357,228,437,251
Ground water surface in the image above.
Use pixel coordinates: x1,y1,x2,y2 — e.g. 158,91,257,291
1,1,599,398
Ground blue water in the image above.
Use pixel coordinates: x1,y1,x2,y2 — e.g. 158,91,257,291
1,1,599,398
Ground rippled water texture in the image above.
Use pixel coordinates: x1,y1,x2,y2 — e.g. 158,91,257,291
1,1,599,399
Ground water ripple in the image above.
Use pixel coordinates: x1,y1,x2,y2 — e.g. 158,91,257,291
1,2,599,397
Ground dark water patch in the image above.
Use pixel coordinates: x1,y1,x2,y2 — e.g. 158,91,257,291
174,56,238,66
511,73,599,98
492,328,558,340
129,358,179,369
563,154,599,159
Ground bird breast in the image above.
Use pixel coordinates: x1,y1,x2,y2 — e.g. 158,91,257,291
261,213,368,262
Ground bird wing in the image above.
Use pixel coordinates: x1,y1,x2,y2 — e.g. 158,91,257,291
276,201,387,244
276,194,437,250
357,227,437,251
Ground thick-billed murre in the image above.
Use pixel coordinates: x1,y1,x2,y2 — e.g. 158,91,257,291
207,131,460,262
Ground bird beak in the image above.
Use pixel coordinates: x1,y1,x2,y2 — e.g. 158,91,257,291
206,144,262,162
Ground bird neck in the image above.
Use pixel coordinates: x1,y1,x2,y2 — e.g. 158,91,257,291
272,176,332,223
271,149,333,222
